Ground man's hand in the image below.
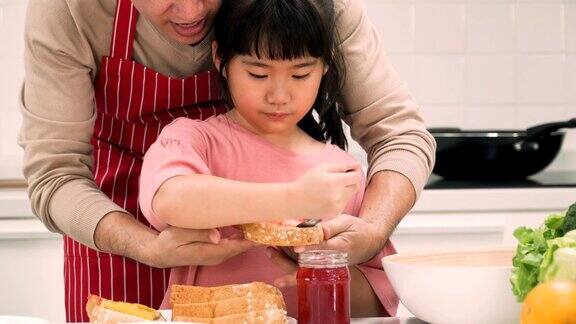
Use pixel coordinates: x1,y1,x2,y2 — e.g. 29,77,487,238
95,211,255,268
144,227,256,268
294,214,384,265
266,214,383,288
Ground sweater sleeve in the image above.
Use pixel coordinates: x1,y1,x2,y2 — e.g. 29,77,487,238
334,0,436,197
18,0,123,249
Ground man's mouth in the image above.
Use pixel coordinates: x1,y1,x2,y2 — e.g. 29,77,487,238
171,18,206,38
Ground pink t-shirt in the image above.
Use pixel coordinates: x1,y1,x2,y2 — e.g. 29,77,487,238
139,115,398,316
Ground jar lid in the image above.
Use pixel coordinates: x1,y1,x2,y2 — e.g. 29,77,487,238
298,250,348,268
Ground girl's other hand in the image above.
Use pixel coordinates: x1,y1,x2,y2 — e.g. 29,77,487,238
266,247,298,288
289,163,361,220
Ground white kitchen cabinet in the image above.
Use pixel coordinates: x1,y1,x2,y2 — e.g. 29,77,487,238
392,187,576,253
391,212,507,252
391,210,557,253
0,189,65,323
0,221,64,323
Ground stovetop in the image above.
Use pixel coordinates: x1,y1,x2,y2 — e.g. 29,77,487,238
425,171,576,189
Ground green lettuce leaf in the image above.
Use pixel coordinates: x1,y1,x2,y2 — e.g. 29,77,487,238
510,211,566,301
539,231,576,282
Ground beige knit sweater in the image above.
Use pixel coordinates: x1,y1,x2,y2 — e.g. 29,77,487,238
19,0,436,249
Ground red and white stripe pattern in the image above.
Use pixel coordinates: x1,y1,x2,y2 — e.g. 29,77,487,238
62,0,228,321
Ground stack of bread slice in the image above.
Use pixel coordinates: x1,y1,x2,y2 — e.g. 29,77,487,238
170,282,288,323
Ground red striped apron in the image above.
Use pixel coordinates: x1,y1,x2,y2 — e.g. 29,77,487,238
62,0,228,322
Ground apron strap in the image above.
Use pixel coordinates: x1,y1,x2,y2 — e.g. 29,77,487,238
109,0,139,60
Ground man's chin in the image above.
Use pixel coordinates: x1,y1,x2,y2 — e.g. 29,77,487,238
169,33,207,46
188,37,206,46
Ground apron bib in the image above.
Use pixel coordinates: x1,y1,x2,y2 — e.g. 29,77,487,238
62,0,227,321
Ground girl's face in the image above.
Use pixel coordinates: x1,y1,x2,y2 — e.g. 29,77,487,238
220,53,326,138
132,0,221,45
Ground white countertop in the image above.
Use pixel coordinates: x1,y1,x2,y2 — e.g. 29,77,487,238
413,186,576,213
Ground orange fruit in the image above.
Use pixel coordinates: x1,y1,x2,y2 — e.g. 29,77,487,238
521,281,576,324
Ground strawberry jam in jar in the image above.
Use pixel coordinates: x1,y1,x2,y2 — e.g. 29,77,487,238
297,250,350,324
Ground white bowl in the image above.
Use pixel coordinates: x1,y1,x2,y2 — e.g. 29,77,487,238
382,247,521,324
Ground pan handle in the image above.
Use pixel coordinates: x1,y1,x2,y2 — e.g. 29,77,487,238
514,117,576,152
525,118,576,141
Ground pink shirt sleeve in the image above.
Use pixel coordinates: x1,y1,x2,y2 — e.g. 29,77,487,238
138,119,212,231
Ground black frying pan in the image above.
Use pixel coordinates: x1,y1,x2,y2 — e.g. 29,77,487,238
429,118,576,180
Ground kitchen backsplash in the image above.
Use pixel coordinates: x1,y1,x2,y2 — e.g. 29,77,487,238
0,0,574,179
0,0,27,179
359,0,576,170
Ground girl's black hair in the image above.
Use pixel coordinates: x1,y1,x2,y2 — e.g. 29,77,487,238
213,0,348,150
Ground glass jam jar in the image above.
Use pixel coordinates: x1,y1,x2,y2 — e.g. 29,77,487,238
297,250,350,324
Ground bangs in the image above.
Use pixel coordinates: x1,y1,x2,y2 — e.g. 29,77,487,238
226,0,329,60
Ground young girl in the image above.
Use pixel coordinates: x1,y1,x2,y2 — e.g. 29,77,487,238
139,0,398,317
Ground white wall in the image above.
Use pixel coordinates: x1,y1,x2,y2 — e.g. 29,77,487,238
0,0,575,180
0,0,26,179
363,0,576,171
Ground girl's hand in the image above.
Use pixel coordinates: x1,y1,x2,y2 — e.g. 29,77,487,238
266,247,298,288
289,163,361,220
293,214,383,265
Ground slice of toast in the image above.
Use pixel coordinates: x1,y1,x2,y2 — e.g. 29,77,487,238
86,294,165,322
241,222,323,246
170,282,283,305
173,293,285,318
